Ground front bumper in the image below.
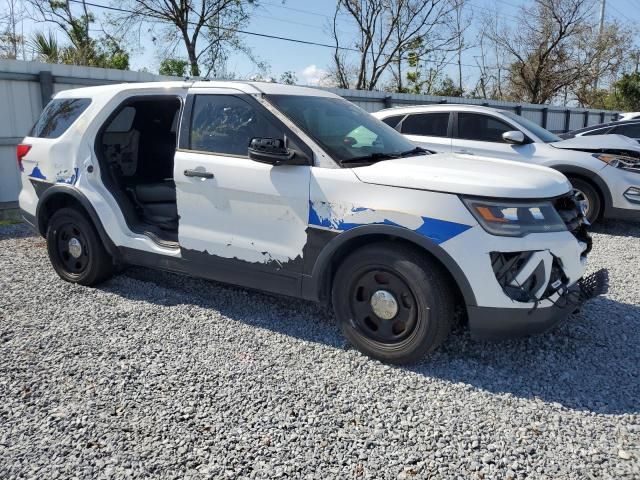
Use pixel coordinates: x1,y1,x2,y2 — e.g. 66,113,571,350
467,269,608,340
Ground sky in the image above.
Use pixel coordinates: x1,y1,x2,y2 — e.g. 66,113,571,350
9,0,639,89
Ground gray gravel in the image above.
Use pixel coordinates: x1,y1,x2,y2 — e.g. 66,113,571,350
1,221,638,479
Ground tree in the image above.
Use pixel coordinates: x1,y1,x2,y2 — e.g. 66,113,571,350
609,72,640,111
328,0,459,91
279,71,297,85
120,0,259,78
486,0,628,105
159,58,189,77
0,0,25,59
28,0,129,69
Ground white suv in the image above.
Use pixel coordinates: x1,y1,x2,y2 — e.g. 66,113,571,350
18,82,606,363
373,104,640,224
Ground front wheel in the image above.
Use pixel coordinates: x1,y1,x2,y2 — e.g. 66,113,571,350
332,243,455,364
46,207,114,286
569,177,601,225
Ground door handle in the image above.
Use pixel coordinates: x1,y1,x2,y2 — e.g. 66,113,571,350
454,149,473,155
184,169,214,179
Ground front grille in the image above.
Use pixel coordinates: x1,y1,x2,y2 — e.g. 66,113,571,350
554,192,592,255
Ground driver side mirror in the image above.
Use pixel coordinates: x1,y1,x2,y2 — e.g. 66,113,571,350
248,137,309,166
502,130,526,145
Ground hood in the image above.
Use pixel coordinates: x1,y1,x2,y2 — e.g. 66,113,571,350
352,153,572,199
550,134,640,153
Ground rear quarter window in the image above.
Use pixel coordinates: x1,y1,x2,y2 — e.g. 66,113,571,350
30,98,91,139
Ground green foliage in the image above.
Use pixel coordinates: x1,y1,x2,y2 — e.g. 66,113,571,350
611,72,640,111
432,77,463,97
279,71,297,85
159,58,189,77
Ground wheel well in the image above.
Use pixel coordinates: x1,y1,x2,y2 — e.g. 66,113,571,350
323,234,467,317
562,173,605,215
37,193,85,236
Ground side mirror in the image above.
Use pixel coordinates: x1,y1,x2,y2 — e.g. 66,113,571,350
502,130,526,145
248,137,309,166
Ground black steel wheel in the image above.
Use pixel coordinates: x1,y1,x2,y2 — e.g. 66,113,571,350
47,207,114,285
332,242,455,364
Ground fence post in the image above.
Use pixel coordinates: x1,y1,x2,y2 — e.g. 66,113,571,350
515,105,522,116
600,111,605,123
542,107,548,129
38,71,54,108
564,109,571,133
583,111,589,128
383,95,393,109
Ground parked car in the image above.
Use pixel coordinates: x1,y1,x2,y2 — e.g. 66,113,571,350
18,82,606,363
617,112,640,121
373,105,640,224
560,119,640,143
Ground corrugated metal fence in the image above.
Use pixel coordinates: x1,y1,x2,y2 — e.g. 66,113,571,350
0,58,621,205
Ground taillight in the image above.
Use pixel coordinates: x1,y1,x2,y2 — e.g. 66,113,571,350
16,144,31,172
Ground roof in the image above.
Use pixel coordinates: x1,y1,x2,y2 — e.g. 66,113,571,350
54,80,340,99
372,103,503,116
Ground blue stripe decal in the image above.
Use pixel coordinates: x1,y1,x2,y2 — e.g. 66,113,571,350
309,201,471,245
29,164,46,180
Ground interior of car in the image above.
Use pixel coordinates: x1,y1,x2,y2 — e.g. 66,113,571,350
96,96,181,243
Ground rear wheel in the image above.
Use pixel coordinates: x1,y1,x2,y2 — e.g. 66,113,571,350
568,177,601,224
46,208,114,285
332,243,455,364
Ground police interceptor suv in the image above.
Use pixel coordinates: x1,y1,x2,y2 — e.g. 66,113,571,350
18,81,607,364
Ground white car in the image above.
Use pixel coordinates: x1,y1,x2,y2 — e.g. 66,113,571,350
373,105,640,224
617,112,640,122
18,82,606,363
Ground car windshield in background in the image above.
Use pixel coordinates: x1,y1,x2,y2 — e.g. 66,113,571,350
266,95,419,165
501,111,562,143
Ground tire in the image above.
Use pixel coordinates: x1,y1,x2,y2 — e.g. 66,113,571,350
332,243,455,364
46,207,114,286
568,177,601,225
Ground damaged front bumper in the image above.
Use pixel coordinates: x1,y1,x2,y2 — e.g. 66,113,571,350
468,268,609,340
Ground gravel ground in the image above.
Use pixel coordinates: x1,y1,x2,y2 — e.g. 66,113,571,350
0,221,638,479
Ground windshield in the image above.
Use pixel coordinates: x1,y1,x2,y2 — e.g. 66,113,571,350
266,95,419,165
501,111,562,143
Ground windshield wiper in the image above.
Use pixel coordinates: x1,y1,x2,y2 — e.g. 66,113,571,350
398,146,429,157
340,152,401,165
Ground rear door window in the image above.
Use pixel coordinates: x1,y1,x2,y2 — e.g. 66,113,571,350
456,113,512,142
611,124,640,137
401,113,450,137
380,115,405,129
30,98,91,138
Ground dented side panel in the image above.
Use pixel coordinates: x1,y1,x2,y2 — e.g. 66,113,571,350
175,151,310,269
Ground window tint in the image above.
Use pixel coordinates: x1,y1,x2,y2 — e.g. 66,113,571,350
611,124,640,137
106,106,136,133
456,113,512,142
189,95,282,156
380,115,404,129
30,98,91,138
401,113,449,137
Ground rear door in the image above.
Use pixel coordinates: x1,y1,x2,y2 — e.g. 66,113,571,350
173,89,311,295
451,112,534,161
609,123,640,142
398,112,452,152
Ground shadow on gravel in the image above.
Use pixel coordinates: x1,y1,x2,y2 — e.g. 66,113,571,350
107,266,639,416
591,218,640,238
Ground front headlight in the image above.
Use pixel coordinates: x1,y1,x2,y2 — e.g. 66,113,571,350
462,197,567,237
592,153,640,172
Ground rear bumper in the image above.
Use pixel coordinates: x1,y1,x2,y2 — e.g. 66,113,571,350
468,285,580,340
